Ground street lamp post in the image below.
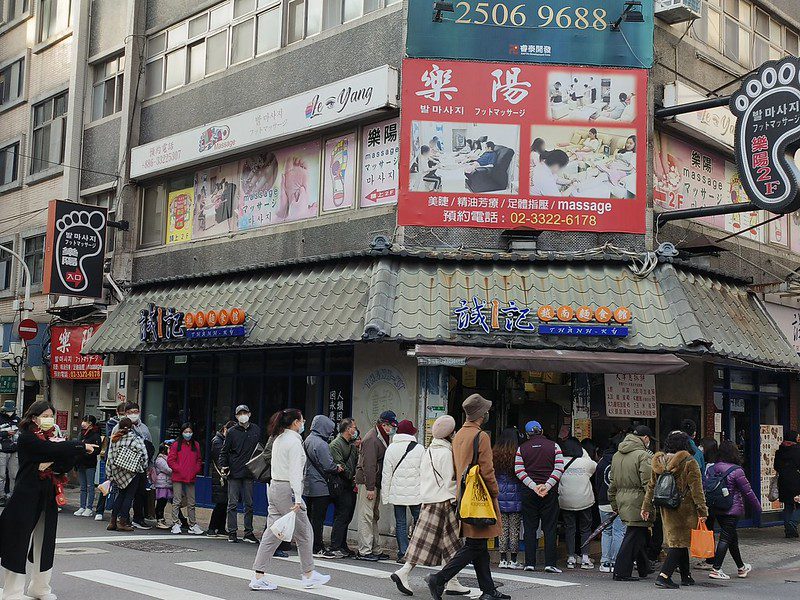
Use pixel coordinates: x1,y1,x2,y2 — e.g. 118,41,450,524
0,244,33,415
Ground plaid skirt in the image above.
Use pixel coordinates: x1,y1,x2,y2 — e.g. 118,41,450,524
404,500,463,566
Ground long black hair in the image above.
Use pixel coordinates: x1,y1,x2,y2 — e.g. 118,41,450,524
492,427,519,477
176,422,198,451
663,431,692,454
268,408,303,438
19,400,54,431
716,439,743,465
618,135,637,154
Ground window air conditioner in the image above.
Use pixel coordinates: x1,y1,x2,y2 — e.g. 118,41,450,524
99,365,139,408
655,0,701,24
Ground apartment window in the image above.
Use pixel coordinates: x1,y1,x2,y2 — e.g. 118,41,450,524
0,59,24,107
1,0,29,25
140,176,193,247
788,30,799,56
83,191,116,252
0,142,19,187
165,47,187,90
91,55,124,121
231,17,255,64
38,0,72,42
23,234,44,285
0,248,12,291
256,6,281,54
30,91,67,175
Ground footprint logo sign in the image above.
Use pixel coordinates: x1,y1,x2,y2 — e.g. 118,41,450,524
43,200,108,299
730,56,800,213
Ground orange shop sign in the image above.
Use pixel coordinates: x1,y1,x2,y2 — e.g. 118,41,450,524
139,303,247,343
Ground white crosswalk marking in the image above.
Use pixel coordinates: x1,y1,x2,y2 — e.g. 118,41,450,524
414,563,578,588
178,560,396,600
276,555,391,578
65,569,225,599
57,534,200,544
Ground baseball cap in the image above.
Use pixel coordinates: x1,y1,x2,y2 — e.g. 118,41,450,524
633,425,654,438
525,420,543,434
235,404,250,415
379,410,398,427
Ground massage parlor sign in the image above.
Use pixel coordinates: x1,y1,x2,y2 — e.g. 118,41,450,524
398,59,648,234
138,304,247,343
455,297,631,337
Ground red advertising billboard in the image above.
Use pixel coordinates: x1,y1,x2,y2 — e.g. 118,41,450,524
398,59,648,233
51,325,104,380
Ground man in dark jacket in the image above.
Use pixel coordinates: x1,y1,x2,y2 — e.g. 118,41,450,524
330,418,359,557
0,399,20,506
354,410,397,561
303,415,341,557
220,404,261,544
206,420,235,536
775,429,800,537
609,426,653,581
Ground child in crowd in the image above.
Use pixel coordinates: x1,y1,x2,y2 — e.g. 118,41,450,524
494,427,524,569
153,442,174,530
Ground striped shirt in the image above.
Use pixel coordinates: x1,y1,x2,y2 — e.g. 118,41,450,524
514,442,565,491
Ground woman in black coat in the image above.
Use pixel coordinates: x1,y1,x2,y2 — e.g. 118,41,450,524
0,400,97,599
74,415,103,516
206,421,235,536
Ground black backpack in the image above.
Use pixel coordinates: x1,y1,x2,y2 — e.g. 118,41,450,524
704,465,739,512
652,457,690,509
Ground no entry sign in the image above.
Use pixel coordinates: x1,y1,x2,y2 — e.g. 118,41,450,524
18,319,39,341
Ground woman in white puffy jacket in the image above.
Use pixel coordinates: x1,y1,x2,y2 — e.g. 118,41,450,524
558,437,597,570
382,420,425,560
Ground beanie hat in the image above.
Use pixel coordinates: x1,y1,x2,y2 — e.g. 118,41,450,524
396,419,417,436
462,393,492,422
432,415,456,439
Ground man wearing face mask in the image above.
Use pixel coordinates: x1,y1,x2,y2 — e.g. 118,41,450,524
112,402,153,530
329,418,359,558
354,410,398,561
220,405,262,544
0,399,20,506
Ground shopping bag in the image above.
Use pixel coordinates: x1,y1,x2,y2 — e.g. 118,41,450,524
690,519,715,558
98,480,112,496
269,511,296,541
768,475,780,503
458,464,497,526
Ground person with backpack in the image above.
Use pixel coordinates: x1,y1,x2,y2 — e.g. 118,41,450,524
303,414,341,558
642,431,708,589
558,437,597,570
705,440,761,580
167,423,204,535
596,438,625,573
493,428,524,569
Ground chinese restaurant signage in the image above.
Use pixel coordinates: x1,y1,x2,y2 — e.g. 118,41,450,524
138,304,247,343
454,297,630,337
406,0,654,68
604,373,656,418
43,200,108,299
730,56,800,213
130,66,399,178
398,59,648,233
51,325,104,380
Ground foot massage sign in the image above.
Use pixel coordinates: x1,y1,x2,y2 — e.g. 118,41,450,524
398,59,648,233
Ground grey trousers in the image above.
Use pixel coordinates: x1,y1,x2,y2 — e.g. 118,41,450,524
227,478,254,534
173,482,196,526
0,452,18,498
253,481,314,575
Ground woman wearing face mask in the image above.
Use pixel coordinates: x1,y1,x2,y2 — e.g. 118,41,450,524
250,409,331,591
74,415,102,517
0,400,97,600
206,421,236,536
167,423,204,535
106,417,148,532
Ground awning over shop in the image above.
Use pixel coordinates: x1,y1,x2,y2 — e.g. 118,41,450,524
413,345,688,374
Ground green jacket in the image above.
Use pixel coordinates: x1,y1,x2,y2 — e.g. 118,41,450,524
608,434,653,527
330,434,358,481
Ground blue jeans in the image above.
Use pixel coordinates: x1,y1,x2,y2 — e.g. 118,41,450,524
784,503,800,534
600,509,626,564
394,504,421,558
77,466,96,510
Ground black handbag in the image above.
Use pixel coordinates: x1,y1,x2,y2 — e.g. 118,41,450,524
246,443,271,483
307,447,343,498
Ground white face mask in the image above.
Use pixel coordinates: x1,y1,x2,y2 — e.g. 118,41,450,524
128,413,140,423
237,414,250,425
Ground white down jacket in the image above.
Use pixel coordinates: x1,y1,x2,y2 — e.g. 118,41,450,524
419,438,457,504
381,433,424,506
558,449,597,511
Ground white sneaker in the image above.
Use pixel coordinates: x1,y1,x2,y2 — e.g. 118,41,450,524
94,513,104,521
171,523,182,534
249,576,278,591
523,565,536,572
189,524,204,535
445,579,471,594
581,558,594,570
599,562,612,573
508,561,523,570
544,566,563,574
82,508,94,517
301,571,331,588
74,508,85,516
738,564,752,578
566,557,577,569
709,569,730,580
498,560,509,569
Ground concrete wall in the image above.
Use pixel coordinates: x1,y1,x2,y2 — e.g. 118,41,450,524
89,0,131,57
81,117,123,190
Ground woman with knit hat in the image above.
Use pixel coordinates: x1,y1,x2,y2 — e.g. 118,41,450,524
391,415,471,597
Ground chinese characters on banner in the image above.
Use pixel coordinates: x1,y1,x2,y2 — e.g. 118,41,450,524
604,374,656,418
328,389,345,423
50,326,104,380
398,59,648,233
323,133,358,211
760,424,783,510
166,187,194,244
361,118,400,206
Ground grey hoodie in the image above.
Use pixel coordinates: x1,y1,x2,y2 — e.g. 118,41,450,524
303,415,338,497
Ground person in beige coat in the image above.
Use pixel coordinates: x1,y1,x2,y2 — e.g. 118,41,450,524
425,394,509,600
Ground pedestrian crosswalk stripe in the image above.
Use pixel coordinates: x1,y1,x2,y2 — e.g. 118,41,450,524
65,569,225,599
276,555,391,578
414,563,579,588
57,534,199,544
178,560,396,600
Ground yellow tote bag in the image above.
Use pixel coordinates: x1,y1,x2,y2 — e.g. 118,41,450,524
458,433,497,526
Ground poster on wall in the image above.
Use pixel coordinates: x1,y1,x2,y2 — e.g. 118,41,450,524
323,133,357,211
193,162,239,239
760,423,783,511
724,162,764,243
50,325,104,379
166,187,194,244
236,140,321,229
604,373,656,418
398,59,648,233
406,0,654,68
361,118,400,207
769,215,789,247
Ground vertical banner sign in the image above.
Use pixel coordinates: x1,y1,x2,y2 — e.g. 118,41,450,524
166,187,194,244
51,325,104,380
730,56,800,213
43,200,108,299
398,59,648,233
406,0,654,68
360,118,400,206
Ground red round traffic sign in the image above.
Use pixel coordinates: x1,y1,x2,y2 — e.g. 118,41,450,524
18,319,39,341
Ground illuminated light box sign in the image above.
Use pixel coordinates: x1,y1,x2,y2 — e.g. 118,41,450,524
139,304,247,343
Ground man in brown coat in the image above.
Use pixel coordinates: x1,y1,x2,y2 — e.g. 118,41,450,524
425,394,509,600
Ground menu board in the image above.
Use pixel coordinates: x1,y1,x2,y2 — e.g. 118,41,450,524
760,424,783,511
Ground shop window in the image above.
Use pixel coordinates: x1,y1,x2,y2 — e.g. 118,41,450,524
164,379,186,440
186,378,209,450
30,91,67,175
213,377,234,429
145,355,167,375
38,0,72,42
143,380,165,446
265,349,292,372
293,348,323,371
239,350,263,373
325,346,353,371
760,396,781,425
91,54,124,121
218,353,236,374
0,58,24,108
729,369,755,391
264,375,290,419
235,375,261,417
23,234,44,284
291,373,320,416
0,141,20,188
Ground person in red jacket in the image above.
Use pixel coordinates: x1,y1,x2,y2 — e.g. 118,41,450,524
167,423,203,535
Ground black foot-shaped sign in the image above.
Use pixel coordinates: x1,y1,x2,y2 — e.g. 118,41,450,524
55,210,105,293
730,56,800,213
